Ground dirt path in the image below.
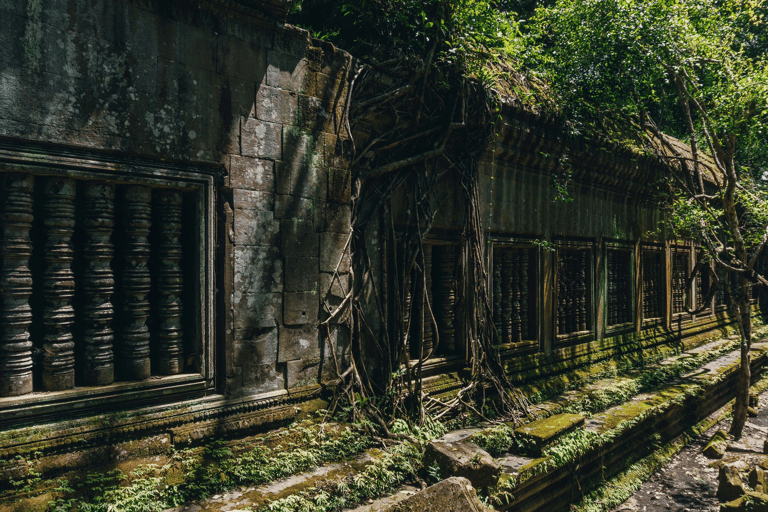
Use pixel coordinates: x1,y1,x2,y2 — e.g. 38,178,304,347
611,390,768,512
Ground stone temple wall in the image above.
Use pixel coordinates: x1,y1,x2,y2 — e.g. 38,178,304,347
0,0,352,411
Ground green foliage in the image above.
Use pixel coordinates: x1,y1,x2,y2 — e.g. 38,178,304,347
470,424,516,457
290,0,526,86
42,422,373,512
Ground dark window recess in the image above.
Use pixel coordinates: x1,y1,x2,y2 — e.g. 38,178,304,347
696,256,711,310
607,250,632,326
716,268,728,307
0,172,195,398
557,249,591,336
412,244,434,359
672,252,689,314
492,247,535,346
642,250,663,320
432,245,458,356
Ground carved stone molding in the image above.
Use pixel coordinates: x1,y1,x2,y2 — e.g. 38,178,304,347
42,177,77,391
0,174,34,397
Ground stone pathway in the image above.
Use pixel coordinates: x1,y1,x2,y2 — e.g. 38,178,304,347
610,389,768,512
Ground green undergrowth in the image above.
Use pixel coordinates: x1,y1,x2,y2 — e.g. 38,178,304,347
256,418,447,512
39,420,374,512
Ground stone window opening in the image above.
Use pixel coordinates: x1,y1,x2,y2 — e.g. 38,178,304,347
410,243,461,360
0,162,213,413
672,248,691,316
695,252,713,314
555,245,593,342
491,244,537,352
607,248,633,327
641,246,664,324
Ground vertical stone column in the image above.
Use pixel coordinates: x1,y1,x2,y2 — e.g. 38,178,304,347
82,182,115,386
0,174,34,396
578,251,587,332
512,252,522,343
436,245,456,355
154,190,184,375
121,186,152,380
502,249,513,344
557,255,566,336
421,244,433,358
42,177,76,391
492,249,502,340
519,251,529,340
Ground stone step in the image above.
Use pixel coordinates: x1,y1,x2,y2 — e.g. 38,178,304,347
494,341,768,511
514,413,585,456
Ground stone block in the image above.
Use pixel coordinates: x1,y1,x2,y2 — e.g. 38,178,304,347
233,292,282,329
234,328,278,366
380,477,492,512
256,85,298,125
325,203,351,234
718,463,747,503
234,208,279,247
750,467,767,493
235,246,283,293
212,109,242,156
282,219,319,255
284,292,318,325
297,93,331,131
212,74,256,117
278,324,321,363
704,429,728,459
233,189,275,212
174,22,216,71
320,272,349,302
321,325,350,381
266,51,309,92
276,159,326,201
423,442,501,490
217,35,267,82
320,232,351,272
273,27,312,59
230,156,274,192
514,413,585,456
720,491,768,511
286,359,320,389
275,194,315,220
284,256,318,293
241,364,285,395
241,117,281,160
328,167,351,203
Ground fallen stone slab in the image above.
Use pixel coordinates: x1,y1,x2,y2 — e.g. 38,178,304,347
423,441,500,490
719,463,747,503
720,490,768,511
750,467,767,493
705,429,729,459
514,413,585,456
379,477,492,512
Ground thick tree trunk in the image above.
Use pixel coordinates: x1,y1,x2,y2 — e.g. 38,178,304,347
729,279,752,438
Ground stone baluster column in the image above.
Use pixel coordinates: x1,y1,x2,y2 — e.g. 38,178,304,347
42,177,76,391
502,250,513,344
578,251,587,332
439,245,456,354
0,174,34,396
421,244,433,358
82,182,115,385
492,249,502,339
520,251,529,340
154,190,184,375
121,186,152,380
512,252,522,343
